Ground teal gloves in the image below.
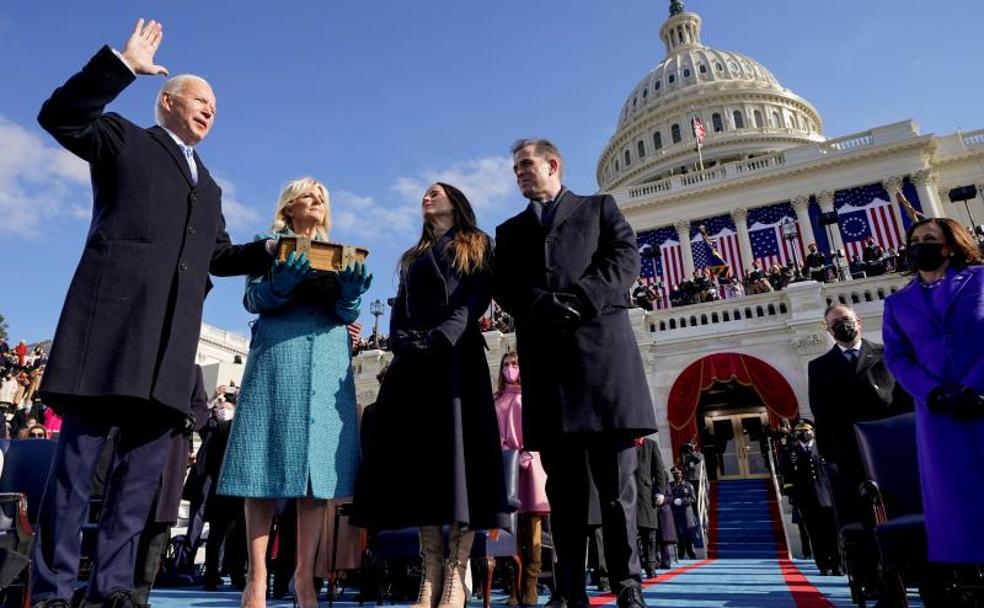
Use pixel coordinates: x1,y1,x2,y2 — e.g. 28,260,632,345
271,251,312,296
338,261,373,302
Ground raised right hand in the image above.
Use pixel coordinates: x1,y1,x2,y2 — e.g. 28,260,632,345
271,251,312,296
121,18,169,76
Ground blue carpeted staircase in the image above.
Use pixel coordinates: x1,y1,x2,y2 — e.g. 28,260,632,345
711,479,783,559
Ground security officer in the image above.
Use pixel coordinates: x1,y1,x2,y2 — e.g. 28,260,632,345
780,421,841,576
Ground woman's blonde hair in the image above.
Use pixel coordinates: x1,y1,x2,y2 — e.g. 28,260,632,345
398,182,490,276
270,177,331,240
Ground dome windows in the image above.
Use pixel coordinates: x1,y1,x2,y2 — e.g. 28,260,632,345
733,111,745,129
699,64,707,74
654,80,661,91
642,88,648,99
754,110,763,128
712,113,724,133
715,62,724,72
668,73,676,84
683,68,692,78
633,96,637,108
653,131,663,150
671,124,682,144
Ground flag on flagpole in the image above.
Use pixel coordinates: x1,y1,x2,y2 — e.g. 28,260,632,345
691,116,706,149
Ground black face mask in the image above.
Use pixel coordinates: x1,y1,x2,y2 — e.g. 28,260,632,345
830,318,858,343
907,243,946,272
796,431,813,443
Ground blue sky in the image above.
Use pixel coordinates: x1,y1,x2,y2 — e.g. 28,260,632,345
3,1,983,343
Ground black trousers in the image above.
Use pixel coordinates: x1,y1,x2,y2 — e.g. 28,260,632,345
540,435,641,601
30,405,174,604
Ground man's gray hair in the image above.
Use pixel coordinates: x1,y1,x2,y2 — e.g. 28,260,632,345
510,138,563,163
154,74,211,126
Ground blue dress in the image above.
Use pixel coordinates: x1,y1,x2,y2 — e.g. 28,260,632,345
218,233,362,499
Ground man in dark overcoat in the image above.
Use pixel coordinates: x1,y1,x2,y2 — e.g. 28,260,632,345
32,20,273,608
493,138,657,608
808,304,912,521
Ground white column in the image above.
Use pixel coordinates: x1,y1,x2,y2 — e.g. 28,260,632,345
674,220,696,278
732,207,754,273
791,195,816,248
911,169,946,218
880,175,909,236
817,190,845,254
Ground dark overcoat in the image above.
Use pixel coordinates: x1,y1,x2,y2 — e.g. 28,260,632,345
152,365,209,523
634,438,661,529
493,190,657,450
353,231,510,531
37,47,270,420
782,441,833,509
882,266,984,563
808,338,912,517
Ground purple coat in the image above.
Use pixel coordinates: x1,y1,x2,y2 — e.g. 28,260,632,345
881,266,984,563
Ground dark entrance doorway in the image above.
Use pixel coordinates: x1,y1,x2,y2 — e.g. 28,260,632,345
698,379,771,480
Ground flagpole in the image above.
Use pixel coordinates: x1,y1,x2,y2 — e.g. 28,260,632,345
690,105,705,172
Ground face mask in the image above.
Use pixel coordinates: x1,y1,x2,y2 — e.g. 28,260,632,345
830,318,858,343
796,431,813,444
503,367,520,384
907,243,946,272
215,407,234,422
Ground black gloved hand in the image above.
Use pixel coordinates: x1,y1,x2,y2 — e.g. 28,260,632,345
928,386,984,420
531,291,584,331
392,329,448,356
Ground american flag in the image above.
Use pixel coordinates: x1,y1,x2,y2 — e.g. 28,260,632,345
691,117,706,146
690,215,744,298
748,202,805,269
638,227,684,309
835,183,903,261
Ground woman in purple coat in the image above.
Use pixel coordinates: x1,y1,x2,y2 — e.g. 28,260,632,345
881,217,984,565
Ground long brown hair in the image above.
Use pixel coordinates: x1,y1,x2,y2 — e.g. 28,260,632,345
905,218,982,270
495,351,519,397
399,182,490,275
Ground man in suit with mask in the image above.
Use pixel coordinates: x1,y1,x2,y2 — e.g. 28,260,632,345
32,19,274,608
493,138,657,608
808,304,913,522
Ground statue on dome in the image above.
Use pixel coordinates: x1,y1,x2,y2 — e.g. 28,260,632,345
669,0,685,16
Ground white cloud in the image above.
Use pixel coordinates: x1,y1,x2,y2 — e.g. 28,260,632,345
330,155,516,243
0,115,90,237
212,177,263,235
392,156,515,211
331,190,419,241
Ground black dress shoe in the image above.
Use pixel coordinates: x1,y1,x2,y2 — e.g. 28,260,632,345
616,586,647,608
33,601,71,608
103,592,137,608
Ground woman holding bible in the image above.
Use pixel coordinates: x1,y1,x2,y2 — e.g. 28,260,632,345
218,177,372,608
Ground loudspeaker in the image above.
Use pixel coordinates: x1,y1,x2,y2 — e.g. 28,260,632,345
640,244,662,259
820,211,839,225
949,185,978,203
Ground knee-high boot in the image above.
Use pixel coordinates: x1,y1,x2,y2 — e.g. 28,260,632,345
437,527,475,608
413,526,445,608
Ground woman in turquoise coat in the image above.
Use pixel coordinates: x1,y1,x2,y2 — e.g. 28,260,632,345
217,177,372,608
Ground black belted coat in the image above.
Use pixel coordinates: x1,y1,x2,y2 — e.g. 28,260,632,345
36,47,271,420
353,231,510,531
493,190,657,450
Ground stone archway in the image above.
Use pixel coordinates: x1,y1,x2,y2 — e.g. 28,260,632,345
666,352,799,460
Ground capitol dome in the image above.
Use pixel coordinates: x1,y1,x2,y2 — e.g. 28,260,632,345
597,0,825,191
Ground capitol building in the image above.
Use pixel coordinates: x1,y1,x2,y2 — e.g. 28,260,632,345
347,0,984,479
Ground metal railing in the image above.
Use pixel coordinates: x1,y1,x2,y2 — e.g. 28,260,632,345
694,456,711,559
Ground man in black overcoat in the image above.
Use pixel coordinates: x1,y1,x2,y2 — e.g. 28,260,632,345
32,20,273,608
493,138,657,608
808,304,912,522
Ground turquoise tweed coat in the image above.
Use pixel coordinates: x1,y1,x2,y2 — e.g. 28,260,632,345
218,233,362,499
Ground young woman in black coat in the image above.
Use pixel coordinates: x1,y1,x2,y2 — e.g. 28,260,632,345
354,182,510,608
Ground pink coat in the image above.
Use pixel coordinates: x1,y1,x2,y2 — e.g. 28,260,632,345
495,385,549,513
43,408,63,433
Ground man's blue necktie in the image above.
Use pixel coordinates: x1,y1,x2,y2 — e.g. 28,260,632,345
182,145,198,185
